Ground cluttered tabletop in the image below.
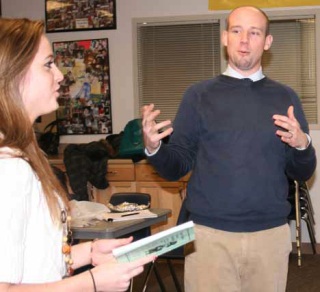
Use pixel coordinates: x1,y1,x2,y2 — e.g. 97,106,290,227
71,208,172,239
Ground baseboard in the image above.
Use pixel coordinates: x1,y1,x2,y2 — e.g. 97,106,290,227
291,242,319,254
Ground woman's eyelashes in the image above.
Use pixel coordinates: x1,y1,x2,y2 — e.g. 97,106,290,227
44,60,54,69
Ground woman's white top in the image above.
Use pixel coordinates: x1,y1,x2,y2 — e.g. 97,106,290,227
0,149,66,283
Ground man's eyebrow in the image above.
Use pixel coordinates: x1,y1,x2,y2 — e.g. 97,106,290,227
229,25,241,29
250,26,264,32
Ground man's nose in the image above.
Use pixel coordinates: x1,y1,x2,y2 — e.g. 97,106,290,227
240,32,249,43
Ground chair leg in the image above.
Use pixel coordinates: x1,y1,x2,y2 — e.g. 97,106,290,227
167,259,183,292
142,261,166,292
153,262,167,292
294,181,302,267
142,262,155,292
129,278,133,292
302,216,317,254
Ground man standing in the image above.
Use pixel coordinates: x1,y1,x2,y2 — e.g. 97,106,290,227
141,6,316,292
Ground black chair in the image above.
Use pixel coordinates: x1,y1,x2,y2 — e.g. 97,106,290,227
109,192,152,241
109,192,166,292
299,181,315,215
287,179,317,267
142,198,190,292
109,192,151,206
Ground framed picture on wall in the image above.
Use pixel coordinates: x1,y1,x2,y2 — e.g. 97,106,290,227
53,38,112,135
45,0,116,33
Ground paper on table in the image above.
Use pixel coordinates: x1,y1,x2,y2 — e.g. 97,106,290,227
102,209,158,222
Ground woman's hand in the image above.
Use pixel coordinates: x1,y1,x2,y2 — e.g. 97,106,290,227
91,255,156,292
91,237,133,266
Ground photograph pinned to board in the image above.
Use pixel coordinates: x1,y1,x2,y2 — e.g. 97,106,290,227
45,0,116,33
53,38,112,135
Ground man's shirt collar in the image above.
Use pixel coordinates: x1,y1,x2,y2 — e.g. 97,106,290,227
223,65,265,82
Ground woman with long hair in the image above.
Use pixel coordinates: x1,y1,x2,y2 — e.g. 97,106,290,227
0,18,154,291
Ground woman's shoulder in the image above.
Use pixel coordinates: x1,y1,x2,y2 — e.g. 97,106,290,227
0,147,34,180
0,149,41,204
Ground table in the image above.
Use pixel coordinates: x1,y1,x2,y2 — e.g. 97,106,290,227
71,208,171,239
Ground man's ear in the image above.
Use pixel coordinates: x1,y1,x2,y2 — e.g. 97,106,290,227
264,34,273,51
222,30,228,47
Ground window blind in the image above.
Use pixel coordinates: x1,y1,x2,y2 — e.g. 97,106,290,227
136,15,317,125
137,21,221,122
262,18,317,123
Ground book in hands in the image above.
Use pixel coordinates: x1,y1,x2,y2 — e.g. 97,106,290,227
112,221,195,263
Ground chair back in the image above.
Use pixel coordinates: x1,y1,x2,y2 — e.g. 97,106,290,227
109,192,151,206
109,192,152,241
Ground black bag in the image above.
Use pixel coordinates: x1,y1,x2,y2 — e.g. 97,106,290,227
118,118,145,159
105,131,124,157
37,120,60,155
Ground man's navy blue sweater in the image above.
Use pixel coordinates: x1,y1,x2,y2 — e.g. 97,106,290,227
148,75,316,232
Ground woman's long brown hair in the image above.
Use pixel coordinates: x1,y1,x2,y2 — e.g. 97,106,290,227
0,18,69,224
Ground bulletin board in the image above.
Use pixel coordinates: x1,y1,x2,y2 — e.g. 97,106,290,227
53,38,112,135
209,0,320,10
45,0,116,32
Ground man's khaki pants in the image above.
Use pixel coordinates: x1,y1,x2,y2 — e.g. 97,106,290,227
185,223,292,292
